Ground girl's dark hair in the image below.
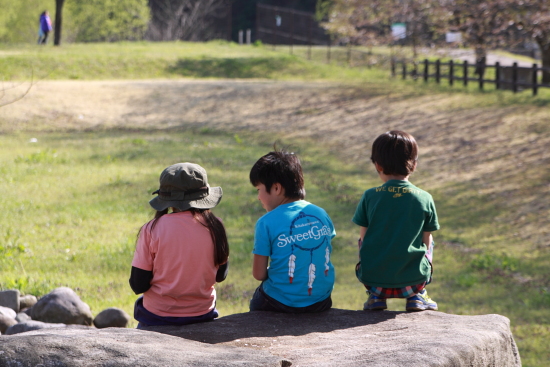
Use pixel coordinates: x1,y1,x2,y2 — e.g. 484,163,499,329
371,130,418,176
249,149,305,200
138,208,229,266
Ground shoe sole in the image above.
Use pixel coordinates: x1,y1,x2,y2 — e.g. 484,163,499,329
406,305,438,312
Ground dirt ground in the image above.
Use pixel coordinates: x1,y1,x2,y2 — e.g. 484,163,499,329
1,79,549,249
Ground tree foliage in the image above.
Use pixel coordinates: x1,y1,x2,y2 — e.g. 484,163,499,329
321,0,550,74
318,0,448,56
66,0,150,42
0,0,55,43
507,0,550,81
147,0,228,41
0,0,149,43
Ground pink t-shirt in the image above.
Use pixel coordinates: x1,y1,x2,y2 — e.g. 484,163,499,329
132,211,218,317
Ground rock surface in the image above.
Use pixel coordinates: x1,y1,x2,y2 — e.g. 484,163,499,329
30,287,93,325
0,328,282,367
93,307,131,328
144,309,522,367
5,320,91,335
0,309,521,366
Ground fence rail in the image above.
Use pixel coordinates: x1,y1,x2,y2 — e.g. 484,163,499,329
392,58,550,95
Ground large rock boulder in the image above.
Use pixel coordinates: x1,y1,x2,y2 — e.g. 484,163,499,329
30,287,93,326
0,328,283,367
144,309,521,367
0,309,521,366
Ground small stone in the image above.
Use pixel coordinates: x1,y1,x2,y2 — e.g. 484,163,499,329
15,312,31,323
0,306,16,319
93,308,130,328
0,290,20,313
0,315,18,334
31,287,93,326
19,295,37,310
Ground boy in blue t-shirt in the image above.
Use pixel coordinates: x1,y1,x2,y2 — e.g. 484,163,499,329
353,130,440,312
249,149,335,313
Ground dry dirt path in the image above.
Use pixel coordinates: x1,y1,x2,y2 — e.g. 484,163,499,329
1,79,549,248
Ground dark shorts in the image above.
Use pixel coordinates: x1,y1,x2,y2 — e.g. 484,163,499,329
249,284,332,313
134,296,218,328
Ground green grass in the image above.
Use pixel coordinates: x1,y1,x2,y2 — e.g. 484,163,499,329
0,41,387,82
0,128,548,366
0,41,549,366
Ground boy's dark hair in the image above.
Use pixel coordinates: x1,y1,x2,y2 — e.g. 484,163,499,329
249,149,305,200
371,130,418,176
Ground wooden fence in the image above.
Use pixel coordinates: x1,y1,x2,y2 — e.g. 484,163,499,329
392,58,550,96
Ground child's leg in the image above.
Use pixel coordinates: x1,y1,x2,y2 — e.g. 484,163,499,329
406,288,438,312
356,262,387,311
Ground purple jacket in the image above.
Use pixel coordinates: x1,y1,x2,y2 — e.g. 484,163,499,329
40,14,52,33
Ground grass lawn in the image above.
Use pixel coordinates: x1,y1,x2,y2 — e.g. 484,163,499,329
0,41,549,366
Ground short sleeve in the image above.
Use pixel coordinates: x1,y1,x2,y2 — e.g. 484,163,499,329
423,198,440,232
352,191,370,227
326,212,336,239
252,218,271,257
131,223,155,271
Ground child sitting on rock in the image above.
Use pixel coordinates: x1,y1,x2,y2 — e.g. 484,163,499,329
249,149,335,313
130,163,229,327
353,130,440,312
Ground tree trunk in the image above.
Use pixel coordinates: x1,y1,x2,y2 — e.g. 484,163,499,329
54,0,65,46
537,40,550,84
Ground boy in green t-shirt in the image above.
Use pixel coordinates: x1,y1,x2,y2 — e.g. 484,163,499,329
352,130,440,312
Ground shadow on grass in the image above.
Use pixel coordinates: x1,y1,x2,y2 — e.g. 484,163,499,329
167,57,299,78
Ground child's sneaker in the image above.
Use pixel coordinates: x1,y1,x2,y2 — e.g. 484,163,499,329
363,293,387,311
406,289,438,312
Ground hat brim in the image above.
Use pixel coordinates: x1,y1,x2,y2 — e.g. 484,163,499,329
149,186,223,212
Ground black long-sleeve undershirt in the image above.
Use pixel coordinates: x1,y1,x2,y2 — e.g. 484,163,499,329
129,261,229,295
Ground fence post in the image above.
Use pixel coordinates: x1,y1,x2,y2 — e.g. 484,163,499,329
463,60,468,86
391,58,396,77
246,29,251,45
327,39,331,63
307,15,312,60
227,2,232,41
238,30,243,45
532,63,538,96
478,63,484,90
290,10,294,55
402,60,407,80
449,60,454,86
512,62,518,93
347,45,352,67
495,62,500,89
435,59,440,83
423,59,429,82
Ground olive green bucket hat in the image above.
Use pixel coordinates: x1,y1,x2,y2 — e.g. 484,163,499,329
149,163,222,211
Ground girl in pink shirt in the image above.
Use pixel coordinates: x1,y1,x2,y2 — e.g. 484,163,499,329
130,163,229,327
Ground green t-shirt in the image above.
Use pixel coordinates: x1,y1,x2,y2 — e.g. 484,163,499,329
352,180,439,288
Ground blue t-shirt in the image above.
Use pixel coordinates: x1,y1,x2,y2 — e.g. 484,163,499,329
253,200,336,307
